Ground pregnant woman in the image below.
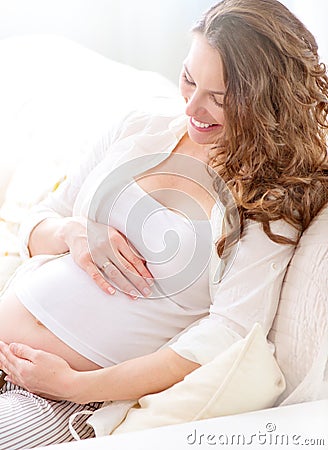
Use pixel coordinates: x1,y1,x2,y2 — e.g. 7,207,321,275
0,145,217,371
0,0,327,448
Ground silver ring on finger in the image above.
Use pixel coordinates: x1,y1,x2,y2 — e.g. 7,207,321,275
101,260,111,271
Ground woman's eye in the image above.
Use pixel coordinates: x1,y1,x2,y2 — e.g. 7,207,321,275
211,95,224,108
183,73,196,86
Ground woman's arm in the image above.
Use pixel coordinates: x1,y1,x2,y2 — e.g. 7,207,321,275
27,217,70,256
0,342,199,403
168,219,298,366
76,348,199,404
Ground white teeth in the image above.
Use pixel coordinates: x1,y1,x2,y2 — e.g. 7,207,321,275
191,118,214,129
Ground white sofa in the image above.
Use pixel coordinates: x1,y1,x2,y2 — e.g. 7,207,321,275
0,35,327,446
42,399,328,449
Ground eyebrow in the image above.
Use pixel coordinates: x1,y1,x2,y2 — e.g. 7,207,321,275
184,64,225,95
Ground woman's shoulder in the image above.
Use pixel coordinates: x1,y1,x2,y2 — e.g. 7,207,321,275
244,218,299,243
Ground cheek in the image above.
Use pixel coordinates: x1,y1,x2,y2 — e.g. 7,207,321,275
212,107,225,126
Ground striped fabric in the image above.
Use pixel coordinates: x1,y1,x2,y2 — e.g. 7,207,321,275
0,382,103,449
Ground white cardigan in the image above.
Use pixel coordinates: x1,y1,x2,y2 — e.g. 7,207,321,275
18,109,297,365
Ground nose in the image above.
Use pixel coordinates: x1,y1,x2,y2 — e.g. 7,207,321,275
184,90,207,118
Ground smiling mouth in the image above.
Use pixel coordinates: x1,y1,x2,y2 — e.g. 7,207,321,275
190,117,220,130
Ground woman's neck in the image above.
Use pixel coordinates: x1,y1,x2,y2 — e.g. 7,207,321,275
174,133,210,165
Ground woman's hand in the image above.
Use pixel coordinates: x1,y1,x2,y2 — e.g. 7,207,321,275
57,217,154,300
0,341,201,405
0,341,80,402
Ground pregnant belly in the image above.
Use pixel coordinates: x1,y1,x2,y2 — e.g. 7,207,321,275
2,254,205,370
0,291,101,371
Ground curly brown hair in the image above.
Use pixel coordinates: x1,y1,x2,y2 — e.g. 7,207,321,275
194,0,328,257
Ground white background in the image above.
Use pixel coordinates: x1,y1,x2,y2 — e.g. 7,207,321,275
0,0,326,83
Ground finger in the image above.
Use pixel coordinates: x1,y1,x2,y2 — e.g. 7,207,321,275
113,240,154,297
9,342,37,362
84,260,116,295
91,254,146,299
118,239,154,283
76,249,116,295
101,261,142,300
113,254,153,298
95,226,154,297
106,228,154,284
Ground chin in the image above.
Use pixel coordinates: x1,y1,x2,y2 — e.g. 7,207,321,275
187,124,221,146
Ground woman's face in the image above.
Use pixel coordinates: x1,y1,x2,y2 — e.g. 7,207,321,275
179,34,226,146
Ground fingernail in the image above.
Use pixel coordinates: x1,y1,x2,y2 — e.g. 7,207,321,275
108,287,116,294
142,287,152,297
129,290,139,299
146,278,154,286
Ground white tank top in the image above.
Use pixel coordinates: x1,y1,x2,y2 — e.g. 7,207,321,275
14,181,214,367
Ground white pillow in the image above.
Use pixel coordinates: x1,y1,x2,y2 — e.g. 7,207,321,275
113,323,285,434
269,205,328,401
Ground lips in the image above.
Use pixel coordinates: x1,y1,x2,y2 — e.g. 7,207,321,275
190,117,220,131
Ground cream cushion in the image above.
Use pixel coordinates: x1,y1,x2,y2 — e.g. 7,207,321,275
110,324,285,434
269,205,328,402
